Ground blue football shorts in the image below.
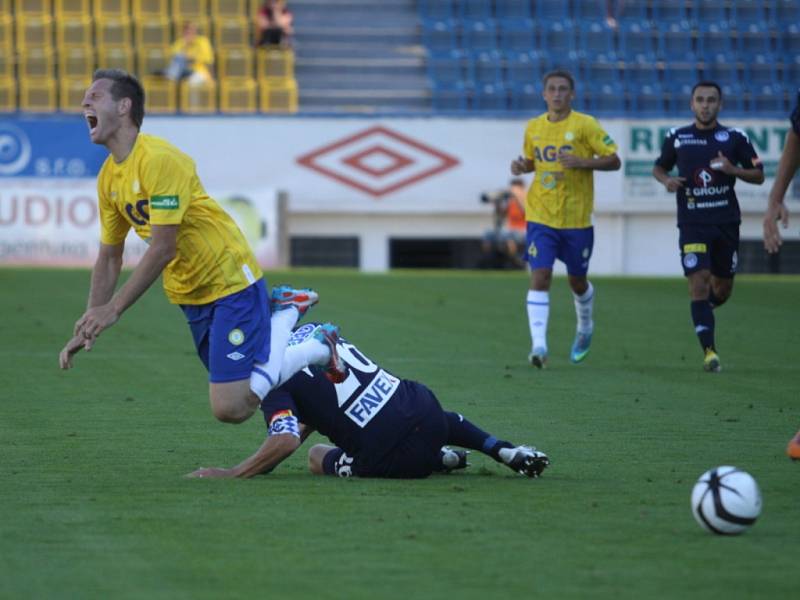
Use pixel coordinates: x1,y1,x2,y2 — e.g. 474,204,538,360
180,278,272,383
678,223,739,278
526,222,594,276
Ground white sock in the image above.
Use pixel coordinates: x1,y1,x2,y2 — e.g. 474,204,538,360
277,339,329,385
526,290,549,351
573,282,594,335
250,307,299,400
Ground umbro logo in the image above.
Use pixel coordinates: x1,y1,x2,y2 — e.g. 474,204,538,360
226,351,245,361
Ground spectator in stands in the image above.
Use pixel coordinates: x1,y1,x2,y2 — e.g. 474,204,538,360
165,21,215,85
604,0,625,29
255,0,294,48
479,179,528,269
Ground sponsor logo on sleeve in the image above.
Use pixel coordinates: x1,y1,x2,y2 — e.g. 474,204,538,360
150,195,179,209
228,329,245,345
602,134,614,145
683,243,707,253
683,253,698,269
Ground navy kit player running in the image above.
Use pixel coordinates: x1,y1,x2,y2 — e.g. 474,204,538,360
188,323,550,479
653,82,764,372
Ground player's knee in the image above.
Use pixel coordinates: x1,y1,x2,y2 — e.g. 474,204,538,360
307,445,327,475
210,396,258,424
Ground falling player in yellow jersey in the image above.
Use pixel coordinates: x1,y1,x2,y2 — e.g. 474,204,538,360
58,69,344,425
510,70,621,368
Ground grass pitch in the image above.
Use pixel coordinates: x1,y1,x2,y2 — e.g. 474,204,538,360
1,268,798,599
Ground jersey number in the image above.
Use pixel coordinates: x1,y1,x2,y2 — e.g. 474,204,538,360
333,342,378,407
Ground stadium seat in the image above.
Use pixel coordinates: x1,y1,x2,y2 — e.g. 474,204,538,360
19,47,54,78
659,22,695,62
719,82,745,112
471,49,503,85
0,48,13,79
538,21,577,62
462,19,498,51
220,77,257,113
584,82,625,116
689,0,728,26
57,45,95,79
0,14,14,53
427,49,467,86
573,0,603,21
141,75,177,112
55,0,90,17
211,0,247,19
505,50,550,87
732,0,769,27
651,0,688,24
56,16,93,48
213,17,251,49
494,0,531,20
421,19,458,54
619,21,658,64
696,23,735,63
16,14,54,49
94,0,129,19
746,55,780,88
172,0,209,21
779,24,800,57
623,62,659,86
137,46,171,77
15,0,52,15
217,47,254,80
96,17,133,48
135,17,173,48
97,45,134,72
259,78,298,113
431,80,469,111
666,82,694,115
473,82,508,112
509,81,541,112
19,77,57,111
497,18,536,53
180,79,217,113
629,82,665,116
750,83,786,115
667,62,701,88
133,0,169,19
60,76,91,112
577,22,615,59
702,59,739,87
0,76,16,111
458,0,492,21
419,0,455,20
256,48,294,80
775,0,800,25
580,56,621,87
534,0,569,22
737,23,771,60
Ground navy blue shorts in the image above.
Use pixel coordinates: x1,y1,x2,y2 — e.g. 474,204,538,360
180,279,272,383
678,223,739,278
322,384,448,479
526,222,594,276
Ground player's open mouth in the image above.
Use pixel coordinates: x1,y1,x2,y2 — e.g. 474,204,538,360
86,115,98,131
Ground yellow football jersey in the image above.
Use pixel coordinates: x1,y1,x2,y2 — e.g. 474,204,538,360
96,133,262,305
522,110,618,228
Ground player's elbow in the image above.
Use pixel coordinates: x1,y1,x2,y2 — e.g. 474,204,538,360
753,171,766,185
274,434,301,459
608,155,622,171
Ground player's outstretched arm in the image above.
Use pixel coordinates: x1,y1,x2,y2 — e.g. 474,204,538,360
187,429,304,479
75,224,177,344
764,129,799,253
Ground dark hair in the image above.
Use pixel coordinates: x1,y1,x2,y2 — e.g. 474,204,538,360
691,81,722,99
510,178,525,187
543,69,575,90
92,69,145,129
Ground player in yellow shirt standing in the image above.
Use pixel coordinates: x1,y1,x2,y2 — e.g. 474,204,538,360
58,69,345,426
511,70,621,368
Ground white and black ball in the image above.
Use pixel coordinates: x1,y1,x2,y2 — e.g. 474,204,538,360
691,466,762,535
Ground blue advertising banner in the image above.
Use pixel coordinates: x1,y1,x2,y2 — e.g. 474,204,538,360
0,117,108,178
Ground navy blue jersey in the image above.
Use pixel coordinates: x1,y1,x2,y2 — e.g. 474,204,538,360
791,89,800,136
654,124,763,225
260,324,436,468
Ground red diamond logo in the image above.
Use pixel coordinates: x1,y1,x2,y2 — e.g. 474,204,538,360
296,126,460,197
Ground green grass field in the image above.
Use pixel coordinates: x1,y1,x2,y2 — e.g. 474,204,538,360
1,268,798,599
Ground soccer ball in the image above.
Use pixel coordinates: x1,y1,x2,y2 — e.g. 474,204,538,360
691,466,762,535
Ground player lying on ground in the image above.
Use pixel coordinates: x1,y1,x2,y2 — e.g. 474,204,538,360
188,323,550,479
58,69,320,425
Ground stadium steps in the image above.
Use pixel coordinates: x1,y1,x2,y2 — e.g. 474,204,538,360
291,0,429,112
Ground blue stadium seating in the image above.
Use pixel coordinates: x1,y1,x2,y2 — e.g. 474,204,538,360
577,22,616,59
462,19,498,51
505,50,550,86
696,23,733,63
732,1,770,27
422,19,459,53
785,58,800,90
494,0,532,20
535,1,570,22
750,83,786,115
703,59,739,88
629,82,666,117
746,55,780,88
419,0,456,20
473,82,508,111
689,1,729,26
572,0,603,21
659,22,695,62
624,62,660,86
581,57,622,87
666,82,695,115
619,21,658,63
719,83,746,113
471,49,503,85
737,23,772,60
779,24,800,57
538,21,577,62
497,19,536,53
428,49,468,85
776,0,800,25
652,0,689,24
584,82,625,116
458,0,492,21
509,81,542,112
431,80,469,111
667,62,702,88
